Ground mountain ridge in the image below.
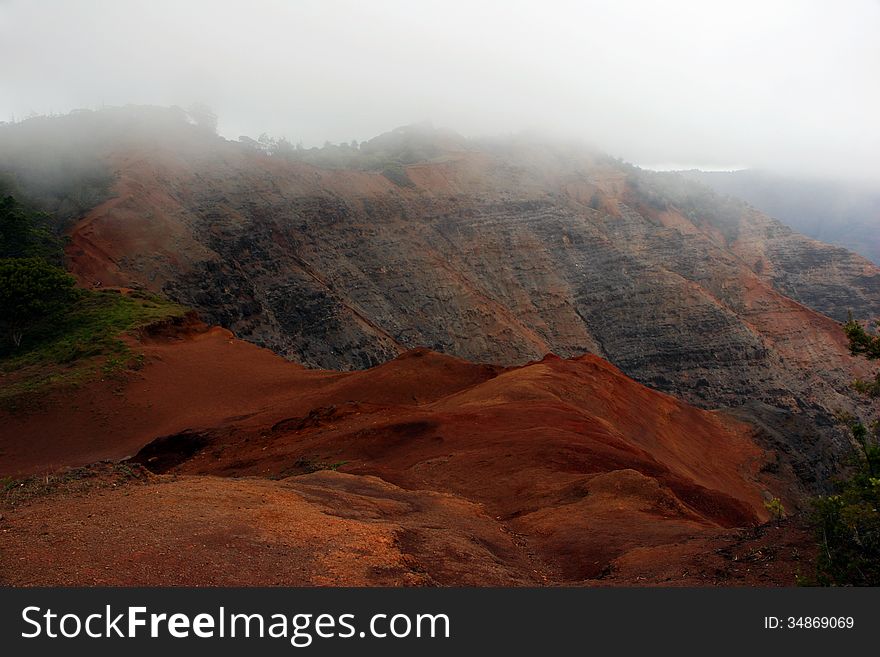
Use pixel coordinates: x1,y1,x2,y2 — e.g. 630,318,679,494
1,107,877,489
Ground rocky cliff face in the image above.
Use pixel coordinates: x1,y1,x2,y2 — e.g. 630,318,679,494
2,110,877,487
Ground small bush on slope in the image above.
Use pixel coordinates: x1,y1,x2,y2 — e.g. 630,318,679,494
844,315,880,398
811,419,880,586
808,317,880,585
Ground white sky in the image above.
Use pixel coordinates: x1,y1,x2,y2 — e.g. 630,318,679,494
1,0,879,179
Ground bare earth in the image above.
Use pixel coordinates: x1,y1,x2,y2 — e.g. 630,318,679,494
0,318,816,586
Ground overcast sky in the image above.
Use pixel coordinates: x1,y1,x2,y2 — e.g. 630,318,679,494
1,0,878,179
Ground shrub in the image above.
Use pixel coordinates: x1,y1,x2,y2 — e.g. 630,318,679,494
811,416,880,586
0,257,76,349
764,497,786,520
0,194,63,262
807,317,880,585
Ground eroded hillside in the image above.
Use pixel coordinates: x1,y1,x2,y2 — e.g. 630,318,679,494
3,109,871,486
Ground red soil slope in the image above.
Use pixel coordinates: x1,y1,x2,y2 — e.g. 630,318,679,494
0,320,804,585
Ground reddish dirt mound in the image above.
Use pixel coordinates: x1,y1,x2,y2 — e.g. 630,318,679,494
0,323,798,585
0,464,535,586
0,321,333,476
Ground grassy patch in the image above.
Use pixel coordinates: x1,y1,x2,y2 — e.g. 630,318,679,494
0,288,185,410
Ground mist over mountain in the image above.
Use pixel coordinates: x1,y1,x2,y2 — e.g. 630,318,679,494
2,107,877,495
3,0,880,181
3,79,880,592
4,0,880,591
680,169,880,265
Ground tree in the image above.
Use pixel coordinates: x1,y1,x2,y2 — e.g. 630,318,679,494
844,315,880,397
273,137,295,158
0,194,61,262
0,258,76,348
812,418,880,586
187,103,218,134
258,133,276,154
809,316,880,585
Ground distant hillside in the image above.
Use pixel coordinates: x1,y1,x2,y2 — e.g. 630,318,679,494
1,107,878,490
681,169,880,265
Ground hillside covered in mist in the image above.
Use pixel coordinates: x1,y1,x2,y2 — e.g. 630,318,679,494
1,107,877,492
682,169,880,265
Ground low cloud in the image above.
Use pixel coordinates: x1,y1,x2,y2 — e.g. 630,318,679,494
1,0,878,180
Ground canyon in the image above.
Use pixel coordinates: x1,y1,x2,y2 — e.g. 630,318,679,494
1,107,877,585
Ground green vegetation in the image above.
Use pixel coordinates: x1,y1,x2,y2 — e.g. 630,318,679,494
381,164,415,188
0,194,64,262
807,316,880,586
1,288,185,409
843,315,880,361
764,497,786,520
0,257,77,348
844,315,880,397
2,288,184,367
811,419,880,586
0,193,185,410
